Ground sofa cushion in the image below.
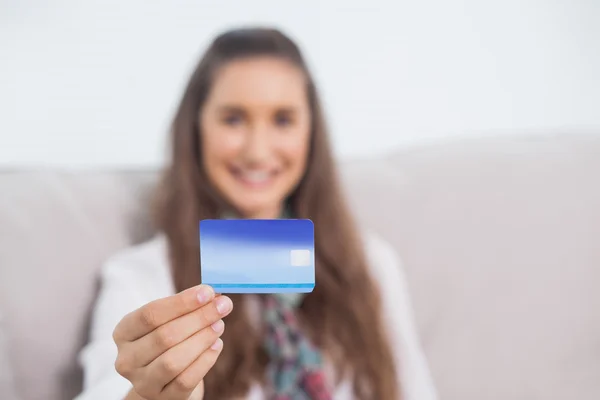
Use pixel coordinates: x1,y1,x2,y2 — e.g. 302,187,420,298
0,172,156,400
0,311,21,400
341,133,600,400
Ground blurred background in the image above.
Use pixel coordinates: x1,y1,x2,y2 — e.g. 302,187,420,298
2,0,599,167
1,1,600,400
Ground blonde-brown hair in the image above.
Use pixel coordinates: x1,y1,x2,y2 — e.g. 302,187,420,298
153,27,399,399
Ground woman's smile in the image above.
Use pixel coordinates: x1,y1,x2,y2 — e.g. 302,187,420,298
228,165,281,190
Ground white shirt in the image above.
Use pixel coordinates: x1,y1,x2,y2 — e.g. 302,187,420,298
75,231,438,400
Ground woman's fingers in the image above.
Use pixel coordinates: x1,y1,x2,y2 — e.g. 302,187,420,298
112,286,234,400
136,322,226,397
114,285,216,342
131,295,233,366
161,339,224,398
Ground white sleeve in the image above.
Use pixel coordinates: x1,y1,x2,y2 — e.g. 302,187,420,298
74,256,149,400
366,234,439,400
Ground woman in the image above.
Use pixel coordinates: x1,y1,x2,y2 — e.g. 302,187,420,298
76,28,437,400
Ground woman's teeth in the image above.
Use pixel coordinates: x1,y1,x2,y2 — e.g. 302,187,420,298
239,170,271,183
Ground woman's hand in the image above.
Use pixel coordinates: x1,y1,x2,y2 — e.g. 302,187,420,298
112,285,233,400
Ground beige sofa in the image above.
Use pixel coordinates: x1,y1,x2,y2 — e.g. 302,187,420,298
1,133,599,400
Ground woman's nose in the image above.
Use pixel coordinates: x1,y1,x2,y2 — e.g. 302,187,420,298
241,125,273,163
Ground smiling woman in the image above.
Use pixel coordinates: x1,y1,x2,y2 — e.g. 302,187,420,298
74,27,438,400
200,55,311,220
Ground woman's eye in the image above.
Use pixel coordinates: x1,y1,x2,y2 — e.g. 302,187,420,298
274,113,293,127
223,114,243,126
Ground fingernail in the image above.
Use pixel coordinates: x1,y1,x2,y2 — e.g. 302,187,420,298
215,296,232,315
211,320,224,333
210,338,223,351
197,285,214,303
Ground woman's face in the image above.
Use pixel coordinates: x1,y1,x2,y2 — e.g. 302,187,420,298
200,57,311,219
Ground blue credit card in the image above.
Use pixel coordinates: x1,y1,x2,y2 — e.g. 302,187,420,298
199,219,315,293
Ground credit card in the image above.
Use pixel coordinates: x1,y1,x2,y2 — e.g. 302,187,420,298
199,219,315,293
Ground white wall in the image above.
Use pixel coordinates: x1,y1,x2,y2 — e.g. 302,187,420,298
1,0,599,168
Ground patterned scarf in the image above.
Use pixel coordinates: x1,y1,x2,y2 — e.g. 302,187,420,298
261,292,332,400
221,208,332,399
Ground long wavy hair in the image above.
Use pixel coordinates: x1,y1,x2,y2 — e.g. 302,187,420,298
153,27,399,399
